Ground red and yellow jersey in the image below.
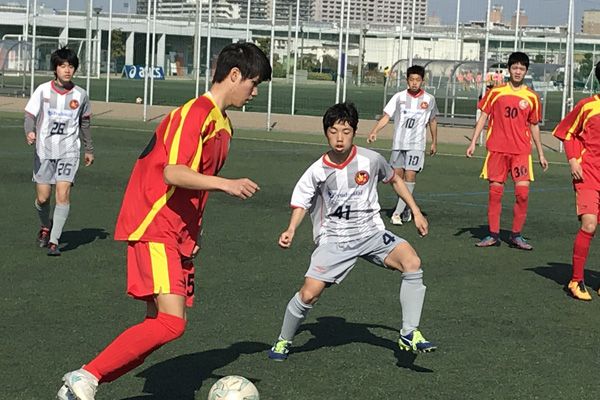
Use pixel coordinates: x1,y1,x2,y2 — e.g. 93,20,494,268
114,93,232,256
478,84,541,155
553,95,600,190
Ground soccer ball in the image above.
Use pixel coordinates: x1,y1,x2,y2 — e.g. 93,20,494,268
207,375,259,400
135,96,143,104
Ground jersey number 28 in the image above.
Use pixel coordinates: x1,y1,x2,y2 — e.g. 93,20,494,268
50,122,66,135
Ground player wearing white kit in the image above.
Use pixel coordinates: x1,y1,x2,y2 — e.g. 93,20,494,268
368,65,438,225
24,47,93,256
267,103,436,361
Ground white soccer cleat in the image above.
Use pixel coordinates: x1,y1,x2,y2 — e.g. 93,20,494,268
62,369,98,400
57,385,76,400
390,213,403,225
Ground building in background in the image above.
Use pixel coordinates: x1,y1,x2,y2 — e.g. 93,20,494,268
582,9,600,35
490,4,503,24
312,0,427,25
510,8,528,29
137,0,243,19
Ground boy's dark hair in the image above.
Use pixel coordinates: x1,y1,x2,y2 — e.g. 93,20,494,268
406,65,425,79
212,42,272,84
508,52,530,70
322,102,359,134
51,47,79,74
595,61,600,83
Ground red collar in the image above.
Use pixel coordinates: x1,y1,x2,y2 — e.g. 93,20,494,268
322,145,357,169
51,80,74,95
406,89,423,98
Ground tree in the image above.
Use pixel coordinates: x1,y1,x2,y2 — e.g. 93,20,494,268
577,53,594,82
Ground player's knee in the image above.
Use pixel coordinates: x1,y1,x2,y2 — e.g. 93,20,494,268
401,254,421,272
581,221,598,234
36,195,50,205
299,288,321,305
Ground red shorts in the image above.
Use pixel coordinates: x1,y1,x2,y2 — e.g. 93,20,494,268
481,151,533,183
576,189,600,216
127,241,195,307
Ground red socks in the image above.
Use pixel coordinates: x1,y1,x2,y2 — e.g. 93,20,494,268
488,185,504,235
84,312,186,383
512,185,529,234
572,229,594,282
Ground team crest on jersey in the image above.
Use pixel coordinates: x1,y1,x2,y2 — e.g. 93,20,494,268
355,170,369,185
518,99,528,110
69,99,79,109
420,102,429,109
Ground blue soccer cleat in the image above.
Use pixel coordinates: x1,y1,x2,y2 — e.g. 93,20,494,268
399,329,437,354
268,339,291,361
509,234,533,251
475,235,500,247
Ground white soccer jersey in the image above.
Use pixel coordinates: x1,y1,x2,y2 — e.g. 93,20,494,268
25,81,91,160
383,89,437,151
290,146,395,245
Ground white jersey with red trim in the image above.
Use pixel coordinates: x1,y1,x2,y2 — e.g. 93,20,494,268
290,146,395,245
25,81,91,159
384,89,437,151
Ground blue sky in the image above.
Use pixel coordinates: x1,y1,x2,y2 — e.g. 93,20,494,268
7,0,598,28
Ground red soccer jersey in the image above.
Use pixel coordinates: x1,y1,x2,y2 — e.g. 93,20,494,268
478,84,541,155
114,94,232,256
553,95,600,190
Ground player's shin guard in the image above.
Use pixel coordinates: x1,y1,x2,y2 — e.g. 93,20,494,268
572,229,594,282
50,203,70,244
279,292,312,342
84,312,186,383
34,200,51,228
400,269,426,336
511,185,529,234
488,185,504,236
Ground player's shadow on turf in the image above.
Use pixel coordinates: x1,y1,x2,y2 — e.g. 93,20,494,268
118,341,269,400
59,228,110,252
525,262,600,293
294,316,433,372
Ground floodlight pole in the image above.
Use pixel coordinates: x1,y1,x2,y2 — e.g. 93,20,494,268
85,0,93,94
150,0,157,106
142,0,151,121
559,0,574,153
291,0,300,115
396,0,404,89
342,0,350,102
335,0,345,103
451,0,460,118
105,0,112,102
194,0,202,97
513,0,521,51
478,0,492,147
407,0,416,67
266,0,276,131
65,0,70,46
30,0,37,97
204,0,213,92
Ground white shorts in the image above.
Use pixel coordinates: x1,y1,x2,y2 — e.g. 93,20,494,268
306,230,407,284
33,154,80,184
390,150,425,172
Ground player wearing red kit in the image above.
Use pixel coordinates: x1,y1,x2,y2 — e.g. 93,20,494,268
57,43,271,400
466,52,548,250
552,62,600,301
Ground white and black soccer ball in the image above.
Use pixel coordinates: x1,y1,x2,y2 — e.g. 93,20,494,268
135,96,143,104
208,375,259,400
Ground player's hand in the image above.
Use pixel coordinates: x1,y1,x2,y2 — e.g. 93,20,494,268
191,244,200,258
84,152,94,166
539,155,549,171
225,178,260,199
466,143,476,158
569,158,583,181
366,132,377,144
429,143,437,156
278,229,295,248
26,132,36,145
413,212,428,237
